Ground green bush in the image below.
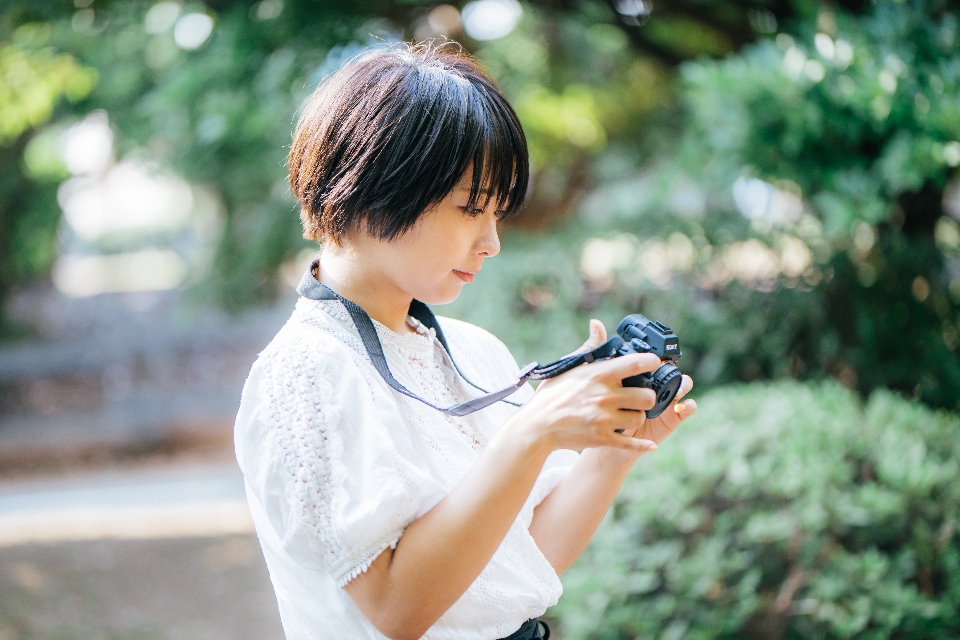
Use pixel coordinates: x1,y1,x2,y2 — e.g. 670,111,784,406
555,381,960,640
451,1,960,414
667,0,960,410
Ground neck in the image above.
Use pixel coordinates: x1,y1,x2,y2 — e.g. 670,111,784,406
317,243,414,334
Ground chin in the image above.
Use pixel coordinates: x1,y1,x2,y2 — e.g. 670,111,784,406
416,284,463,306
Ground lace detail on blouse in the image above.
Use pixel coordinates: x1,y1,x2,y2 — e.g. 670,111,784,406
295,300,368,360
298,299,486,451
235,296,579,640
254,329,424,587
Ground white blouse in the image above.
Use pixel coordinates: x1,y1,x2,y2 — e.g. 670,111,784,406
234,296,579,640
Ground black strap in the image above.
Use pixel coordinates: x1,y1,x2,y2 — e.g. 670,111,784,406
498,618,551,640
297,262,621,416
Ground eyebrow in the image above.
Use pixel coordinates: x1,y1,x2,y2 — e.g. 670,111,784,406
454,185,493,194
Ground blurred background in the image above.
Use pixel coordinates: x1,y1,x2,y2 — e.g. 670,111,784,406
1,0,959,638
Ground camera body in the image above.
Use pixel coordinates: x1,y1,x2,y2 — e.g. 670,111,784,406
615,314,683,418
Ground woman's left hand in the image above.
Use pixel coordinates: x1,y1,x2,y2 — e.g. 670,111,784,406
574,319,697,453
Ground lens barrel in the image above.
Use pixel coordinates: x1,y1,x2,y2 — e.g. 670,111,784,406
622,362,682,418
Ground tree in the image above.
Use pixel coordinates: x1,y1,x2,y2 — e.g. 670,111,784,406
659,0,960,408
0,0,836,327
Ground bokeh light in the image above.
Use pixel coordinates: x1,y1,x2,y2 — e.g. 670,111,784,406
461,0,522,41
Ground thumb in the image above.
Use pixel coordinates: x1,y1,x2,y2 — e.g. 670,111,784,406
538,320,610,393
578,319,608,352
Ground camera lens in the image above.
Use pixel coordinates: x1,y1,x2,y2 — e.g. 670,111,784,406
646,363,682,418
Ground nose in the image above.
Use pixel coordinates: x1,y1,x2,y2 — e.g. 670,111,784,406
477,212,500,257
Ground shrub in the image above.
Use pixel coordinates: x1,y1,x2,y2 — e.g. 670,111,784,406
666,0,960,410
555,381,960,640
471,1,960,412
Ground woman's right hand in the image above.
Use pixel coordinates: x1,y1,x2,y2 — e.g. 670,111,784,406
509,327,662,454
345,320,658,640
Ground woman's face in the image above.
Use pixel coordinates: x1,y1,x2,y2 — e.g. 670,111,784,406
346,175,502,305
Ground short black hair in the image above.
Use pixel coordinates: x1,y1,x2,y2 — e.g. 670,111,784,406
288,42,529,243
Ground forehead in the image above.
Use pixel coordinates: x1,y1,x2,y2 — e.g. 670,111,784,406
450,162,511,203
453,177,491,192
452,184,495,199
453,168,494,193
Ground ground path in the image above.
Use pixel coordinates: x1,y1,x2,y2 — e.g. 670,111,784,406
0,462,284,639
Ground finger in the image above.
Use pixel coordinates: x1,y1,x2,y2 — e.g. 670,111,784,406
589,319,608,346
676,375,694,400
613,410,648,435
606,432,657,452
612,386,656,411
571,319,608,355
592,352,662,382
673,397,697,418
649,395,696,433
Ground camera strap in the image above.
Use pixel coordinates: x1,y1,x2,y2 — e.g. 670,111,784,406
297,262,623,417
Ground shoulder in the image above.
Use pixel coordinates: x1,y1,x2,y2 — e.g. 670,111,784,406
436,316,506,348
249,304,388,408
259,299,369,369
235,304,412,466
436,316,510,357
435,316,523,383
258,320,352,377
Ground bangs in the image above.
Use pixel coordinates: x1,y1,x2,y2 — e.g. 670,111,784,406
364,50,529,238
290,43,530,243
461,80,529,219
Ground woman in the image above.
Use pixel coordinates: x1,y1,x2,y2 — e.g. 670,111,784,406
234,43,696,640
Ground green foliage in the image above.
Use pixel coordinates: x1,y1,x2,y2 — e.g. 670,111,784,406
54,2,369,308
0,0,673,317
0,24,95,145
674,0,960,409
0,0,802,324
2,0,957,413
0,23,95,333
556,381,960,639
681,2,960,236
533,0,960,411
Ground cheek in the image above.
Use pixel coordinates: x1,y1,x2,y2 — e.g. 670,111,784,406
389,239,457,289
386,212,477,295
410,230,471,273
406,243,471,301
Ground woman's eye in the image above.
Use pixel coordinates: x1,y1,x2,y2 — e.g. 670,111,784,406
460,206,484,216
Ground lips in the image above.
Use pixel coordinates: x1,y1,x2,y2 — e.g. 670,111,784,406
453,269,477,283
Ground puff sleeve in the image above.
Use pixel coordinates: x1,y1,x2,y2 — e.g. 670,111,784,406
235,331,446,587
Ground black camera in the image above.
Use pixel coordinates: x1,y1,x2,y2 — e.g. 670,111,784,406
615,314,683,418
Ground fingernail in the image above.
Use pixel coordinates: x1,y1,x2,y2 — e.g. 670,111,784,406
674,402,685,413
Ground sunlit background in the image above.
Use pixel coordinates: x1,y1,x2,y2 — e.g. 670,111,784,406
1,0,959,638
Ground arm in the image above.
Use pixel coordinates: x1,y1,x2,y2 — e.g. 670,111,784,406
529,320,697,575
344,352,664,640
528,448,639,576
346,423,551,640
